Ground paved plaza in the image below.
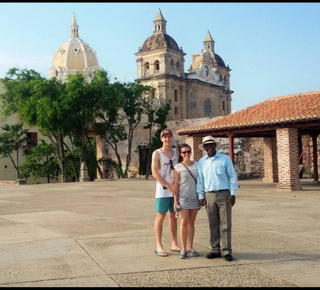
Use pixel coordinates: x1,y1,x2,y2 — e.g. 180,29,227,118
0,178,319,287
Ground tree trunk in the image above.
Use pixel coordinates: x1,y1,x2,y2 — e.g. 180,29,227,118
145,127,152,179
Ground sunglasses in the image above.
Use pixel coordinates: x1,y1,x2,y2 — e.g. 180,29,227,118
164,159,174,170
181,150,191,155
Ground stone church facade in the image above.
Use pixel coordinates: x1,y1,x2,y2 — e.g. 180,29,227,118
101,10,263,179
134,9,233,121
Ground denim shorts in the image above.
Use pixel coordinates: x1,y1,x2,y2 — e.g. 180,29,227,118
156,197,175,213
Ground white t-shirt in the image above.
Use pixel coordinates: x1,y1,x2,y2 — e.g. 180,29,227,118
155,148,178,198
174,162,200,209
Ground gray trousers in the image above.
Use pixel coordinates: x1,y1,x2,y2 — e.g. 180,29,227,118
205,190,232,256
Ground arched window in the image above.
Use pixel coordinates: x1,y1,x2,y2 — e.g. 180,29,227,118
174,107,179,115
154,60,160,72
55,70,58,77
144,62,150,74
176,61,180,71
148,89,156,99
176,61,181,76
174,90,178,102
170,60,174,72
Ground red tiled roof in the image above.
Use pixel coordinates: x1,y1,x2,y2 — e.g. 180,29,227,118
177,90,320,135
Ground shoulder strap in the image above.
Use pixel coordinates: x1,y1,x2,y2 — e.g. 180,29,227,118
181,163,197,184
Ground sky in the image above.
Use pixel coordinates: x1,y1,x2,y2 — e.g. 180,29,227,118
0,2,320,111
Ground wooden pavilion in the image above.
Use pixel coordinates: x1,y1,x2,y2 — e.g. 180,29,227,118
177,90,320,190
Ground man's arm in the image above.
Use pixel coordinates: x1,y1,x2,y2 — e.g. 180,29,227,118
226,157,238,207
196,159,206,206
226,157,238,196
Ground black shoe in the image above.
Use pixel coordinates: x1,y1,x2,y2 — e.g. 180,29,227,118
205,252,221,259
224,254,233,261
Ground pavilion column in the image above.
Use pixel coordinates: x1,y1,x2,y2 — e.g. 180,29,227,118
301,135,311,176
276,128,302,190
263,137,278,182
186,136,203,161
311,133,319,181
227,134,235,164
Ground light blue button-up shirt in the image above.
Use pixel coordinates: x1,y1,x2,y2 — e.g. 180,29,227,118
197,151,238,199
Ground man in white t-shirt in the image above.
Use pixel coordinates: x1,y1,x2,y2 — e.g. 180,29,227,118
151,128,181,257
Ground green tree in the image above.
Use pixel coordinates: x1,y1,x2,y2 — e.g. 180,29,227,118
0,67,158,182
141,95,171,179
0,68,70,181
121,81,153,177
63,73,97,165
19,139,60,183
97,157,122,179
91,71,127,178
151,101,172,153
0,68,106,182
93,80,151,178
0,123,29,179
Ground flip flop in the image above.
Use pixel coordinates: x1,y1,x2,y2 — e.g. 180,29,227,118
154,250,167,257
170,249,181,253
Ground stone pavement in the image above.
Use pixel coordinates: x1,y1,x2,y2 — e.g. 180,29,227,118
0,178,319,287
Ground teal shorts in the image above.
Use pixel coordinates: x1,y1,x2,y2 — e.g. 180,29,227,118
156,197,175,213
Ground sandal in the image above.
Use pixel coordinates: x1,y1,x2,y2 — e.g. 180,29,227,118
188,249,199,257
154,250,168,257
180,250,187,259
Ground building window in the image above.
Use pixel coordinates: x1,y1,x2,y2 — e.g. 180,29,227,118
174,90,178,102
170,60,174,72
222,101,225,114
174,107,178,115
154,60,160,71
144,62,150,73
27,132,38,147
204,99,212,117
148,89,156,99
176,61,180,72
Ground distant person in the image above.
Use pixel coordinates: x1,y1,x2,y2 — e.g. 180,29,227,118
174,143,201,259
197,136,238,262
151,128,181,257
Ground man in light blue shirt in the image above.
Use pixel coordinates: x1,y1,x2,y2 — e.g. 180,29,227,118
197,136,238,262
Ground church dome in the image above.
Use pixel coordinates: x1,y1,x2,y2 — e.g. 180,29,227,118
138,9,182,54
140,33,180,52
49,16,99,81
214,53,226,68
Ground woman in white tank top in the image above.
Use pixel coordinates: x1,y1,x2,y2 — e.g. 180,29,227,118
174,143,200,259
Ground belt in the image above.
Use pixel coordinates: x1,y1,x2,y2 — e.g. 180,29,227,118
206,189,229,193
